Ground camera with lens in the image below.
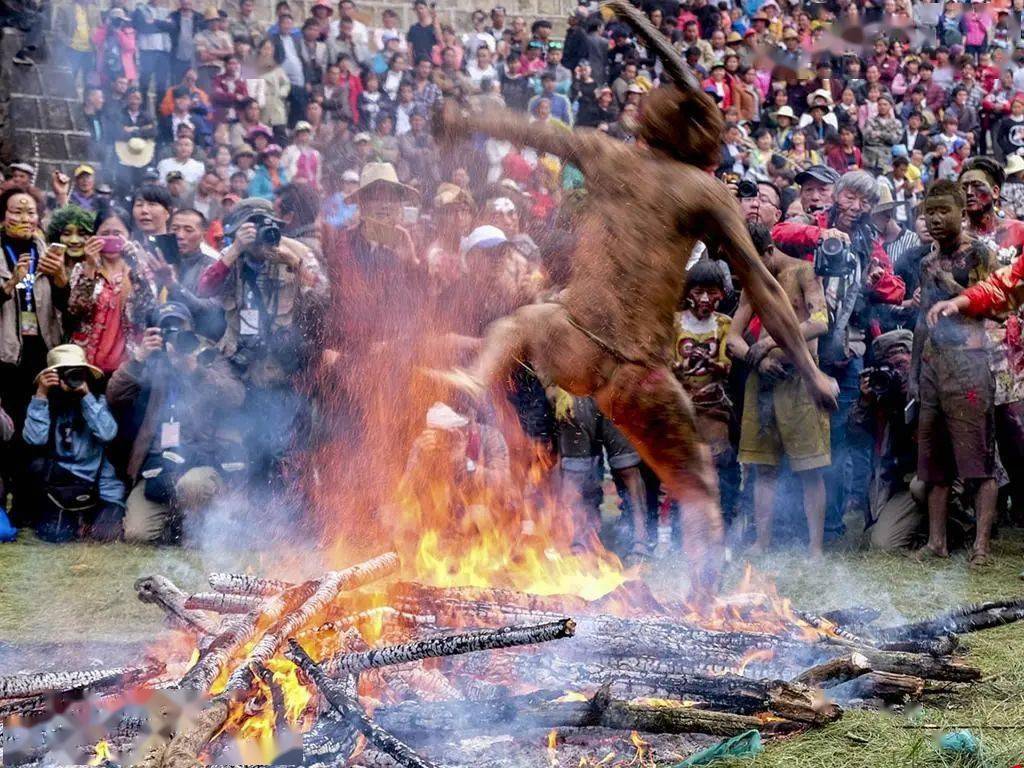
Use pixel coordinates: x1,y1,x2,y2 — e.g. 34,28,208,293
737,179,759,199
861,364,897,397
248,213,281,247
59,366,89,390
814,235,857,278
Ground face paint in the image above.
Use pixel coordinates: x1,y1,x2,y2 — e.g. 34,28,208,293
3,195,39,239
960,171,995,214
61,224,87,259
923,195,962,243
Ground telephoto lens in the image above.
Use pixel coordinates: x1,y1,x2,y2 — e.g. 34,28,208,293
60,367,88,390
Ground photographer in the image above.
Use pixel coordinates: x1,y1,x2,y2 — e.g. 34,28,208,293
22,345,124,542
107,302,244,544
848,330,924,550
772,171,906,540
196,198,327,480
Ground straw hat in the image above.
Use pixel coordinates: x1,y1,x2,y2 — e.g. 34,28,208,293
807,88,834,107
114,137,155,168
776,105,797,120
871,183,907,215
1006,154,1024,177
345,162,419,204
434,182,473,209
37,344,102,382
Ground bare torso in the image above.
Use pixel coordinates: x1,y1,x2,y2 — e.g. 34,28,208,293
769,257,820,359
559,140,726,364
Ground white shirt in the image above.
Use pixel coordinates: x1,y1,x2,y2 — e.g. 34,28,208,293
156,156,205,187
330,17,369,49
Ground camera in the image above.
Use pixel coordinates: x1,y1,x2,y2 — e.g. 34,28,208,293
59,367,89,390
814,235,857,278
737,179,759,199
249,214,281,247
862,364,896,397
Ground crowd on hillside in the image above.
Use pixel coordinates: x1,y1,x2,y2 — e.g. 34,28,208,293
1,0,1023,569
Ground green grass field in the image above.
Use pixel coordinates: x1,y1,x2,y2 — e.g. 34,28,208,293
0,531,1022,767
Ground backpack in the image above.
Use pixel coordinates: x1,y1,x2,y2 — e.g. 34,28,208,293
103,33,124,79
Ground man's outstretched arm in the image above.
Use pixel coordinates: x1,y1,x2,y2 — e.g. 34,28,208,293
702,183,838,409
434,99,599,165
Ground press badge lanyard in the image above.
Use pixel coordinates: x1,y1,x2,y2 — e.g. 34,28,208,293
4,243,38,311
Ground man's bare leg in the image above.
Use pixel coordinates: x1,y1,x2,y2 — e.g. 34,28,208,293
917,484,950,558
800,468,826,559
972,478,998,566
616,465,649,561
751,465,777,554
595,364,724,594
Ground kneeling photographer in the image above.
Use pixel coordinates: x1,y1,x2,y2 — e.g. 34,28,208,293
107,303,245,544
22,345,124,542
195,198,327,484
847,330,924,550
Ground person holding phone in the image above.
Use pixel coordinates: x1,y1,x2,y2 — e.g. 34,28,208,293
68,206,148,377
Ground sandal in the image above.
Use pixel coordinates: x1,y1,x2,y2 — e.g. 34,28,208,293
968,550,994,569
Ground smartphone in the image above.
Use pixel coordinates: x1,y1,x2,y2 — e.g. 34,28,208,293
154,233,180,267
402,205,420,225
100,235,126,254
904,398,919,425
49,243,67,257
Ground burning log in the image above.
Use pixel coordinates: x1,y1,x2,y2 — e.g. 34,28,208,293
185,592,265,614
0,663,164,699
874,600,1024,642
161,554,400,768
458,653,838,725
392,583,589,615
323,619,576,676
286,640,443,768
792,609,878,648
207,573,292,596
373,685,803,740
303,708,360,767
135,575,221,636
851,650,981,682
838,671,925,703
792,655,871,688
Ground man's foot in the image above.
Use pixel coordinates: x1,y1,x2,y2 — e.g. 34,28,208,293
808,546,825,562
12,51,34,66
420,367,487,400
910,544,948,562
968,549,994,569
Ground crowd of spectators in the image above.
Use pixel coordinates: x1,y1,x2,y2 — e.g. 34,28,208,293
1,0,1024,568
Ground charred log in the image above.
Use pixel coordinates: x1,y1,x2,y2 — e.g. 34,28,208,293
207,573,291,596
874,600,1024,641
792,655,871,688
820,607,882,627
286,640,442,768
835,671,925,703
185,593,265,614
324,619,575,675
0,663,164,699
135,576,221,636
851,650,981,682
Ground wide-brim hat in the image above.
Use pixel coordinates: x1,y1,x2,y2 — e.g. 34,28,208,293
434,182,473,209
1006,154,1024,176
114,137,156,168
37,344,102,382
345,162,419,204
807,88,834,107
776,105,797,120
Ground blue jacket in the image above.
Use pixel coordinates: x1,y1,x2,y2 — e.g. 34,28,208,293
23,394,125,504
247,164,289,201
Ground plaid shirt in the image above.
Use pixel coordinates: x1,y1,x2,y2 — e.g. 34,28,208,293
412,79,442,111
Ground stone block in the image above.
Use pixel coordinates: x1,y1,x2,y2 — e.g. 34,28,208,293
44,68,80,99
9,97,41,130
65,133,93,161
42,100,74,132
10,68,43,97
34,132,69,161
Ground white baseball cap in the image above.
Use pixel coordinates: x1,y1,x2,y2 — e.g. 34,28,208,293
460,225,508,256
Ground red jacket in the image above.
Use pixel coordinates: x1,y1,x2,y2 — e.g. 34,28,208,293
963,252,1024,317
825,145,862,173
771,211,906,304
210,74,250,124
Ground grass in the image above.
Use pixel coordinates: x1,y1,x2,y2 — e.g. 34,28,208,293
0,532,1022,767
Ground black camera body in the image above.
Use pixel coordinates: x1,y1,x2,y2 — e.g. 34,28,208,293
814,235,857,278
59,367,88,390
737,179,759,199
248,214,282,247
862,364,897,397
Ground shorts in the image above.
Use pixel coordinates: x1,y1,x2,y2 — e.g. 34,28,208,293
558,396,640,472
917,346,995,484
738,369,831,472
